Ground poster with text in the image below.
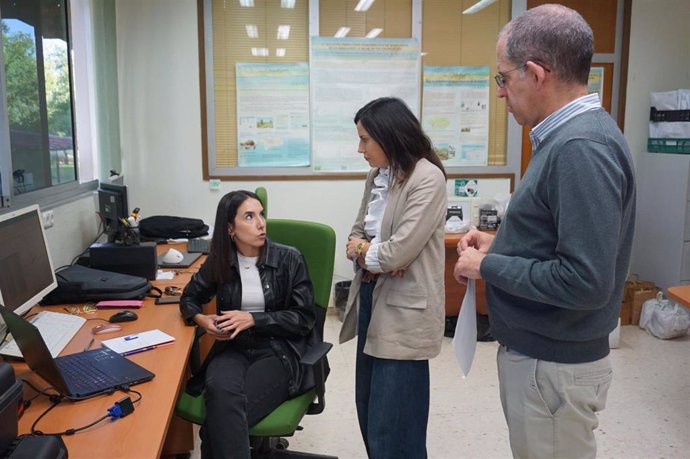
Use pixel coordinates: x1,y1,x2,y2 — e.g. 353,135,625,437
310,37,420,172
588,67,604,104
422,66,490,167
236,63,310,167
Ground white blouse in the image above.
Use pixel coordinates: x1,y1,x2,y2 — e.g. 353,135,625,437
237,254,265,313
363,168,390,273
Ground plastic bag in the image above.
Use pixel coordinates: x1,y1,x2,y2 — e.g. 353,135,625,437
639,292,690,339
445,216,470,233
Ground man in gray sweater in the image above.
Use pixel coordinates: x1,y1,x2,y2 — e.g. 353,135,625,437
453,4,636,458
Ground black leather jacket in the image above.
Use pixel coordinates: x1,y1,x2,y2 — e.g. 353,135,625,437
180,239,316,396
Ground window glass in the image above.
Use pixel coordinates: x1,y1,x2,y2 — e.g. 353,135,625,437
1,0,76,196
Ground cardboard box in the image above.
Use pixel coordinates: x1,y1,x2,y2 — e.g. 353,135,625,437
622,275,658,325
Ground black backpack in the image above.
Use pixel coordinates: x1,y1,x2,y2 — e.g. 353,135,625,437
138,216,209,239
41,265,162,305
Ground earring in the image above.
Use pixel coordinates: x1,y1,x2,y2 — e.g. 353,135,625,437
230,233,235,242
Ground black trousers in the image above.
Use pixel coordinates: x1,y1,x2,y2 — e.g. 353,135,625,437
201,335,290,459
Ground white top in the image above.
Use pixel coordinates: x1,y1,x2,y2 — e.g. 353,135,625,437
237,254,265,313
363,168,390,273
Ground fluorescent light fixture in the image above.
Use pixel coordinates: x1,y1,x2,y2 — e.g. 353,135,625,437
462,0,497,14
277,25,291,40
334,27,351,38
239,0,254,7
281,0,295,8
276,48,287,57
251,47,269,57
365,28,383,38
354,0,375,12
245,24,258,38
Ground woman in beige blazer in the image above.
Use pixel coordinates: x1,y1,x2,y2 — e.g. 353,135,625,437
340,97,447,458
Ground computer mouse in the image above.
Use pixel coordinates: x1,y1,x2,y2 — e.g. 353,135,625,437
162,248,184,264
109,311,138,323
92,323,123,335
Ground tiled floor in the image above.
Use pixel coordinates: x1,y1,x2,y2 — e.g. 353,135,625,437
192,313,690,458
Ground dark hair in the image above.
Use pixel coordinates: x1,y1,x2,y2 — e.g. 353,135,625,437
208,190,264,283
354,97,446,183
499,4,593,85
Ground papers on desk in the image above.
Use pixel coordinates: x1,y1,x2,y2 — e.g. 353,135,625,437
156,270,175,280
452,279,477,378
102,329,175,356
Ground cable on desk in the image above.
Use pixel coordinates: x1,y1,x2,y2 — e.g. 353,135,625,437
27,387,142,436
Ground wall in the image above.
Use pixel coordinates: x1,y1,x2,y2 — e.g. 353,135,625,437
624,0,690,288
110,0,690,291
113,0,513,287
42,194,101,268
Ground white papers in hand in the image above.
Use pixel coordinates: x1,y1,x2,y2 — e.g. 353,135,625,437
452,278,477,378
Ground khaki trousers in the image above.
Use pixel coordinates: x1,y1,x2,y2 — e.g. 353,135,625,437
497,346,612,459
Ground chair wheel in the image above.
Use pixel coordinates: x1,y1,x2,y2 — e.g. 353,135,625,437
276,438,289,450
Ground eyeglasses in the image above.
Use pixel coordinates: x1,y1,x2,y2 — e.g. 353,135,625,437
494,65,525,88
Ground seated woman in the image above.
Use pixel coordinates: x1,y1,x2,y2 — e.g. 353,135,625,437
180,190,316,458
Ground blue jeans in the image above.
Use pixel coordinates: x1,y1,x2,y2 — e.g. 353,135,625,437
356,281,430,459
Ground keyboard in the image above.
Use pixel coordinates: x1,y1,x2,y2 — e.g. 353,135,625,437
0,311,85,358
57,353,119,392
187,237,211,254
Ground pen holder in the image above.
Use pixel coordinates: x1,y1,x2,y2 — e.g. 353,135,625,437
122,227,141,246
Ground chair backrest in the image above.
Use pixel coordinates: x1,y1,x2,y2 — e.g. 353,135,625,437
266,219,335,311
255,187,268,218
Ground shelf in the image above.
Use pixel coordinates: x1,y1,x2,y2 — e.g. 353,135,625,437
647,138,690,154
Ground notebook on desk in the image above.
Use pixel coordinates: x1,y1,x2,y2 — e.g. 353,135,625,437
0,307,154,400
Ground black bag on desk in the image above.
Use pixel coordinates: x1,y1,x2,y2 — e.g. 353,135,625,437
138,216,209,240
40,265,162,305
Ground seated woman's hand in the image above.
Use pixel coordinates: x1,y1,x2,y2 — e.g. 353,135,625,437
193,314,230,340
215,310,256,339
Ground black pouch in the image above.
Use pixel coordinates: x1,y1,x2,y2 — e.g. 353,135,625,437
41,265,162,305
138,216,209,240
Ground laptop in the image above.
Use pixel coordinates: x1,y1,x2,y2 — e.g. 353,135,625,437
157,251,202,269
0,307,155,400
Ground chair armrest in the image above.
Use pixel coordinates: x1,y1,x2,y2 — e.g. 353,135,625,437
300,341,332,415
189,327,207,374
299,341,332,367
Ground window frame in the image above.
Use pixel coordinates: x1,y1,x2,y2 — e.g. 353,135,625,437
0,0,99,213
199,0,520,182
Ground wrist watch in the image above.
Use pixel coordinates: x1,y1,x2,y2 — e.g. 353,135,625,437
356,242,366,257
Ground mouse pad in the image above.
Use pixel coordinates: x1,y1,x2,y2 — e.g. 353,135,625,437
157,251,202,268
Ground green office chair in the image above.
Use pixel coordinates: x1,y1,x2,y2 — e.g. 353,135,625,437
255,186,268,217
175,218,337,459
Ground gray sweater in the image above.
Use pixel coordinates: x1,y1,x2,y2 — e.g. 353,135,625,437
481,109,636,363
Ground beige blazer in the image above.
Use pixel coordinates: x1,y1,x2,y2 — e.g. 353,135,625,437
339,158,446,360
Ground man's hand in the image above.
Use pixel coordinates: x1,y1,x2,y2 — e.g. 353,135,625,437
454,246,485,284
458,230,494,254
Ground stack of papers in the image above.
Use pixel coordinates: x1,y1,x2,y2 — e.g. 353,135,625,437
102,329,175,356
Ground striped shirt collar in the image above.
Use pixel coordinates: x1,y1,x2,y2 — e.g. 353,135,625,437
529,93,601,150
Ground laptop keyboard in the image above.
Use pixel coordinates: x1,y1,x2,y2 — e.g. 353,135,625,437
187,237,211,253
57,352,120,392
0,311,85,358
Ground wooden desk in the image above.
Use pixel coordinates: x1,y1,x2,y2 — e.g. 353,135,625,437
444,232,488,316
11,244,200,458
667,285,690,308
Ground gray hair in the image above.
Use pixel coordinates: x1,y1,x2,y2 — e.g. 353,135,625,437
499,4,593,85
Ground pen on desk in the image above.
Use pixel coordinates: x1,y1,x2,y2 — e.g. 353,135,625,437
84,337,95,352
122,345,157,356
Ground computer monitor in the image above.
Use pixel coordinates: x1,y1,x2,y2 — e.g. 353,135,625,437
0,205,57,332
98,183,129,242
